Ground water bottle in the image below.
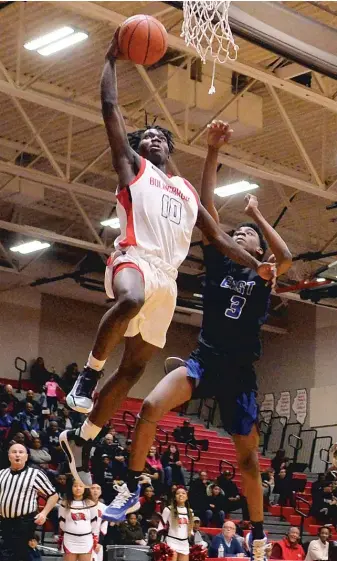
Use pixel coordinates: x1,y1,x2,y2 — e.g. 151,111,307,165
218,543,224,558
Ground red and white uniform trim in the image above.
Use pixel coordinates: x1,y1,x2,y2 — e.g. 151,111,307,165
58,500,99,554
105,157,199,348
159,505,190,556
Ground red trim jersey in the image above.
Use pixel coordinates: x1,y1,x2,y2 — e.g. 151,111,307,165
114,158,199,270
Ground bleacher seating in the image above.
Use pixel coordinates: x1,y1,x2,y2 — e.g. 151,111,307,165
110,397,271,483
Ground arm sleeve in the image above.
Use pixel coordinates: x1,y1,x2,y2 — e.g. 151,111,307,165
306,542,321,561
34,470,57,497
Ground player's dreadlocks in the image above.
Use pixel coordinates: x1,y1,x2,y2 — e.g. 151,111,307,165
127,126,175,154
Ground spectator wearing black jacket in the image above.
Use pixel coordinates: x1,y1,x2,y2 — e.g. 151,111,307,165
189,471,210,522
19,390,42,417
205,484,227,526
173,420,209,451
310,482,337,526
0,384,20,415
217,470,250,520
161,444,186,487
119,513,146,545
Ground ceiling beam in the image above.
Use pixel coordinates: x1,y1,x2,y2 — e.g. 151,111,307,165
0,160,115,203
0,219,109,254
60,2,337,115
0,61,334,200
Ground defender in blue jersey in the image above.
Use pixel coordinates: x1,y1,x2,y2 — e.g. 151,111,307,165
103,121,292,560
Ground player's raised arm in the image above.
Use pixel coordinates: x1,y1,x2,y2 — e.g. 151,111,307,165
101,30,141,188
200,120,233,243
195,204,275,282
244,194,292,276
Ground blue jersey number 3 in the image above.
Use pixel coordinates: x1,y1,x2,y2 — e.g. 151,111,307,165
225,295,246,319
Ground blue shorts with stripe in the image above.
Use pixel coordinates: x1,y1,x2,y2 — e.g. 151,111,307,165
185,344,258,436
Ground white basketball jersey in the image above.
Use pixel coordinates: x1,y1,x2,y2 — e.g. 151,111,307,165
114,157,199,270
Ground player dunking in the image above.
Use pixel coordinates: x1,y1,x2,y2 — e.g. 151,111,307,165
60,34,274,487
98,123,292,559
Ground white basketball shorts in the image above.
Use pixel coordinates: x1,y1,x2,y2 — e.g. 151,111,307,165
105,247,178,348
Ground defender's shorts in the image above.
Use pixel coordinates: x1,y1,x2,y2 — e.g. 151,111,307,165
105,247,177,349
185,344,258,436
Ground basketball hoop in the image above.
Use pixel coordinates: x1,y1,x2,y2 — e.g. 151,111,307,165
181,0,239,94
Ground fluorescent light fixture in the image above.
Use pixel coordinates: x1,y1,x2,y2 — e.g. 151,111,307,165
214,180,259,198
317,277,326,282
24,26,74,51
38,32,88,56
100,217,120,229
10,240,50,255
193,293,203,298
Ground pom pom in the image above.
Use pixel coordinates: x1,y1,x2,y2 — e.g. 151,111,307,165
150,542,174,561
190,544,208,561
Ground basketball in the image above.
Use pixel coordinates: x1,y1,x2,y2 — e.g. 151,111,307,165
118,14,168,66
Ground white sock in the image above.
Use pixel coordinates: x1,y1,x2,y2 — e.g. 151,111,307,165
86,352,106,372
80,419,101,441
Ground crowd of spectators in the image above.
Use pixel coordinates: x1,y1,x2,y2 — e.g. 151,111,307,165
2,365,337,560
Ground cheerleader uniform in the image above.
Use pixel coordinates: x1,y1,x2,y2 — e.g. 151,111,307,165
92,502,108,561
59,500,98,554
160,505,190,556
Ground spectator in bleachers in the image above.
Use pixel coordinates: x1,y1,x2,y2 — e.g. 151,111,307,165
58,406,81,430
312,474,326,501
14,402,40,441
146,527,160,547
29,436,52,468
119,513,146,546
274,467,293,506
209,520,245,558
271,449,288,474
0,402,13,430
110,443,128,481
145,445,164,495
19,390,42,417
190,516,211,548
305,526,331,561
1,384,20,414
139,485,157,531
61,363,79,395
44,374,60,413
217,470,250,520
189,471,210,522
54,473,68,498
161,444,186,487
311,481,337,526
205,484,226,527
30,357,51,390
28,533,42,561
43,420,63,464
94,433,119,461
94,455,116,504
271,526,305,560
261,468,276,506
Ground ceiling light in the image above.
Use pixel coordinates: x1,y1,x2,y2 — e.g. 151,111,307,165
193,293,203,298
100,217,120,229
214,180,259,198
316,277,326,282
10,240,50,255
24,26,74,51
38,32,88,56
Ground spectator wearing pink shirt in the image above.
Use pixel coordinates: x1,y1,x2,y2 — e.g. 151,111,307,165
145,445,164,496
44,375,60,412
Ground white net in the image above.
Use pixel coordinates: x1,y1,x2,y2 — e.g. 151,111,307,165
181,0,239,94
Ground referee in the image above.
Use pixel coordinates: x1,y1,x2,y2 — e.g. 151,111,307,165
0,442,59,561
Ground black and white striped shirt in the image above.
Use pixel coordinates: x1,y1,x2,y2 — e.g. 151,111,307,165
0,466,56,518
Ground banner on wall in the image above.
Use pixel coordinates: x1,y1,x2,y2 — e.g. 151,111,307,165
292,389,307,424
276,391,291,425
260,393,275,422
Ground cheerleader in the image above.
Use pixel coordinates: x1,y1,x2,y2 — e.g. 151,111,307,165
90,484,108,561
160,487,193,561
58,479,99,561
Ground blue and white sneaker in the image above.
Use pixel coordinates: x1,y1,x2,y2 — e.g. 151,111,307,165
103,483,141,522
66,366,102,414
245,532,268,561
